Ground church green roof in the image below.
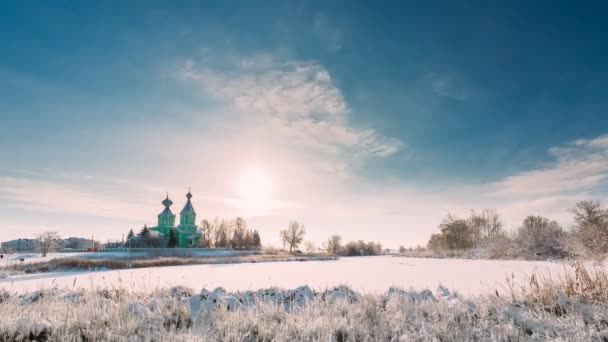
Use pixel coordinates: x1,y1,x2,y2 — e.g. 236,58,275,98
159,207,174,216
180,190,196,215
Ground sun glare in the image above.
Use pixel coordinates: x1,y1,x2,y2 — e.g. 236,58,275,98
237,168,274,214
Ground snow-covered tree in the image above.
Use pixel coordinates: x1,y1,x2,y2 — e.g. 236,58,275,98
516,215,564,257
569,200,608,257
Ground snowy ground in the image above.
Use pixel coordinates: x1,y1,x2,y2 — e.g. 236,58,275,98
0,256,572,295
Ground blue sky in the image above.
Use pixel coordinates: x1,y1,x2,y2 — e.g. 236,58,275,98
1,1,608,246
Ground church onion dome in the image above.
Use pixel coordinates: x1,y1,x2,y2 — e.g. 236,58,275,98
181,190,196,215
159,194,174,216
162,194,173,208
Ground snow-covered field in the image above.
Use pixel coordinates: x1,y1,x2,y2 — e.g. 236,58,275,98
0,256,571,295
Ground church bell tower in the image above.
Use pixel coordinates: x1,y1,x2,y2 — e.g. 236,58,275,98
179,190,197,229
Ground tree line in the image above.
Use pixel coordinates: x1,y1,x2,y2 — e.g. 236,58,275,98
124,217,262,249
278,221,383,256
425,200,608,259
200,217,262,249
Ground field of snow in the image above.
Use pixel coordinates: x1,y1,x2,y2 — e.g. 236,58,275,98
0,256,571,295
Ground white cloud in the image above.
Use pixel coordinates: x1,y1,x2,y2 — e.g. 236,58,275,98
0,175,155,222
492,136,608,197
575,134,608,149
179,56,346,119
430,75,473,101
178,54,403,160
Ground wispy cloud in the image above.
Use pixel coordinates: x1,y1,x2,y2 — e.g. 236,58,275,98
178,53,404,161
575,134,608,149
0,174,155,221
492,135,608,197
430,75,474,101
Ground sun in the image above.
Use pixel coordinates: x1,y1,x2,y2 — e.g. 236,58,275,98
237,168,275,214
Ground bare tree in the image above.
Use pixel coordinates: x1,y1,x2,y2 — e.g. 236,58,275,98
304,241,316,253
323,235,342,254
230,217,248,249
36,231,61,257
439,214,475,254
281,221,306,253
200,219,212,247
280,230,288,251
469,209,503,245
217,221,229,248
211,217,221,247
235,217,247,230
252,230,262,249
570,200,608,257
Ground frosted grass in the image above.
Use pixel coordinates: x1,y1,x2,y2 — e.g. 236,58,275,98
1,283,607,341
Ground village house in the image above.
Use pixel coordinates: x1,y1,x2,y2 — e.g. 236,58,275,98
0,238,39,252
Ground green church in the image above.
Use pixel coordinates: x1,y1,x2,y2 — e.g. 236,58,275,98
150,190,202,247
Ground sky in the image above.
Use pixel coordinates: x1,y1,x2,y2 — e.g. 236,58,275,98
1,1,608,247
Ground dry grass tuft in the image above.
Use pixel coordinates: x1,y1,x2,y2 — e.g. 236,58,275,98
1,254,338,275
502,263,608,323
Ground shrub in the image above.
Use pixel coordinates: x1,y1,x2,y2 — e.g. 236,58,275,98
338,241,382,256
